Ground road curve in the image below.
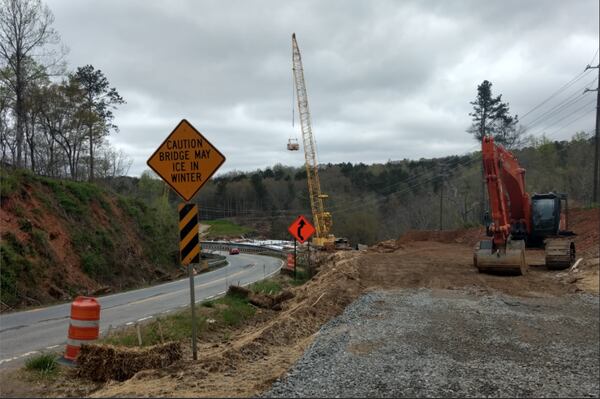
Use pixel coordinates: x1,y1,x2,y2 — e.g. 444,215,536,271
0,252,283,367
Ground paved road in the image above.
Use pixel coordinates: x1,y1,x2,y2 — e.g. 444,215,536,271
0,252,282,367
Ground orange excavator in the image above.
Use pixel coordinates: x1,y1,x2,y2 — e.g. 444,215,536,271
474,136,576,275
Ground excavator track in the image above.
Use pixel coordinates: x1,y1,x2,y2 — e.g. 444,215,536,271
544,239,575,270
474,239,527,275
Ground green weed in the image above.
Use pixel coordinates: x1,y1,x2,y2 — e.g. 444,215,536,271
24,353,58,376
250,280,282,295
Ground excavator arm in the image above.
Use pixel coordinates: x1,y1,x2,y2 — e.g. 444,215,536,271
475,136,528,275
482,136,531,247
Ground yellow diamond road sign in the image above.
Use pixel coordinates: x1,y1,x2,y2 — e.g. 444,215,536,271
147,119,226,201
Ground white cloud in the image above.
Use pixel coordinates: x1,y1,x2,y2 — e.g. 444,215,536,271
46,0,599,176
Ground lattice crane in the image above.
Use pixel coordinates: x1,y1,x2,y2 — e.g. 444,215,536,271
291,33,334,248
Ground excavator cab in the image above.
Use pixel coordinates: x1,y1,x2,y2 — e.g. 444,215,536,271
531,193,561,238
531,193,575,269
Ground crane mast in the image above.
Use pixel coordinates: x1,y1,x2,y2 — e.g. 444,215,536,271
291,33,333,247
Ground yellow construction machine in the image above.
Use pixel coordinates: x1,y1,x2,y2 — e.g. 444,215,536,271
290,33,339,249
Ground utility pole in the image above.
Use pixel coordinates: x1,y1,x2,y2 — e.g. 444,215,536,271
439,168,446,231
584,62,599,204
439,181,444,230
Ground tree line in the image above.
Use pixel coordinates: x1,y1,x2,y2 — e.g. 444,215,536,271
119,131,593,246
0,0,128,181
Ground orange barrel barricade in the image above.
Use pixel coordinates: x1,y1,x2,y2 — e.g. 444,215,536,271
64,296,101,361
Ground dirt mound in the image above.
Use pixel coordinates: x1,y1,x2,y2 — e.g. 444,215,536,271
569,208,599,256
91,252,362,397
360,241,580,298
226,285,295,310
397,227,484,247
369,239,401,253
77,342,182,382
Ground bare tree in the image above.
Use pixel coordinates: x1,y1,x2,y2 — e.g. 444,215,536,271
0,0,60,168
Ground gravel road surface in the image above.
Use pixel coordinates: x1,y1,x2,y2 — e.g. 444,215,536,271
266,289,599,398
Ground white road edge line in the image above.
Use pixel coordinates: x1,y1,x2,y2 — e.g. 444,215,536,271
0,351,40,365
0,257,284,367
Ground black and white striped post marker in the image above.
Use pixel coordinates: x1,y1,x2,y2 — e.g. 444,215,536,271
179,203,200,265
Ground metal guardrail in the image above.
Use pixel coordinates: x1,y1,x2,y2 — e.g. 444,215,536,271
201,241,287,259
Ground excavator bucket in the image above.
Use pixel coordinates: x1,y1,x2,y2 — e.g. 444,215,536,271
474,239,527,275
544,239,575,270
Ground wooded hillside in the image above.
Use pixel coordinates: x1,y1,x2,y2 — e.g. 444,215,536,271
114,132,595,246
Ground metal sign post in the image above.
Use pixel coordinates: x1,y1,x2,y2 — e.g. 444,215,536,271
188,264,197,360
148,119,226,362
307,241,311,277
293,239,297,280
178,203,200,361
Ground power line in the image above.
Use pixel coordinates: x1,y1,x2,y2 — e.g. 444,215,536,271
524,98,596,138
539,107,596,139
522,77,597,130
519,68,591,120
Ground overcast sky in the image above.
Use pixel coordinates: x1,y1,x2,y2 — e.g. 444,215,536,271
45,0,599,177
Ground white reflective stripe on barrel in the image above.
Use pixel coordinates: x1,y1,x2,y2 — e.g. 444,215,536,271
67,338,96,347
69,319,99,328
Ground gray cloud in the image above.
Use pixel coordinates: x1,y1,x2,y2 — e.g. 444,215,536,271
46,0,599,176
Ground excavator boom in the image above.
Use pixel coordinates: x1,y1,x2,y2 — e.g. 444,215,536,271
476,136,528,274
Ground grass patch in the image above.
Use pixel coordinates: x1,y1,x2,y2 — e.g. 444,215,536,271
64,180,101,202
71,229,115,280
101,291,256,347
250,280,282,295
102,308,207,347
203,219,254,238
0,169,19,197
1,232,34,306
24,353,58,376
215,293,255,327
54,186,84,216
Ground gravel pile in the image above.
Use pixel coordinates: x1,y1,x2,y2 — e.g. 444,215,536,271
265,289,599,398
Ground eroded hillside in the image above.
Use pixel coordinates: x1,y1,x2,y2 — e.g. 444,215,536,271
0,170,181,311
